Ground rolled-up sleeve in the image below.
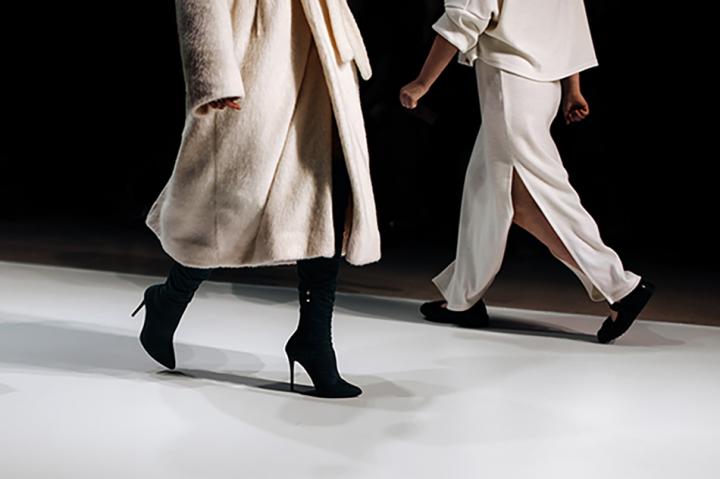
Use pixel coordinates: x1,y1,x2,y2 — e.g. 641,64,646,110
432,2,494,65
175,0,245,118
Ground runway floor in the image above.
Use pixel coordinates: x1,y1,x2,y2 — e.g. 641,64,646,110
1,260,718,478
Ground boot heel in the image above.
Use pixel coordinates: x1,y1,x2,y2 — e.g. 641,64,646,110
131,299,145,317
288,356,295,392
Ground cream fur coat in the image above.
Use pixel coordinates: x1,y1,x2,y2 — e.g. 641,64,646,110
144,0,381,268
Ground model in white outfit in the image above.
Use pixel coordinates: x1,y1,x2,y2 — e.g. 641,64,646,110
400,0,654,341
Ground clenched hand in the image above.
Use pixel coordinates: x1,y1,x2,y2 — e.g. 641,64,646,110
207,97,242,111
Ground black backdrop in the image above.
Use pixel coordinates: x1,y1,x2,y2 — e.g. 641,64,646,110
3,1,716,269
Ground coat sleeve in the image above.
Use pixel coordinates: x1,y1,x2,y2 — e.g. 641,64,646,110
175,0,245,118
432,0,497,66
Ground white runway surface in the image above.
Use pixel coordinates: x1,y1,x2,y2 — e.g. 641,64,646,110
1,260,718,479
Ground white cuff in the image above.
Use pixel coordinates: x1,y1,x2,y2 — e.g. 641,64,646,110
432,7,491,65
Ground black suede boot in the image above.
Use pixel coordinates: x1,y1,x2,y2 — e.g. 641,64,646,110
285,256,362,398
131,260,213,369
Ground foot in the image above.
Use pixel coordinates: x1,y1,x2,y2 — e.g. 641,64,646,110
597,278,655,344
420,299,489,327
286,334,362,398
136,283,189,369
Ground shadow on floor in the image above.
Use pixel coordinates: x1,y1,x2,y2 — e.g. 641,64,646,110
169,369,315,395
0,314,265,379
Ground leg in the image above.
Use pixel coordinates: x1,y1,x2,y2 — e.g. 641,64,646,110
511,169,581,271
422,144,499,320
131,259,213,369
510,169,624,319
165,260,213,303
510,156,641,312
428,62,529,315
430,64,519,312
494,64,640,306
510,166,656,339
286,117,361,398
493,63,643,327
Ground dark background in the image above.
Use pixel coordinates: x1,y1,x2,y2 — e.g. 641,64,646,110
2,1,716,273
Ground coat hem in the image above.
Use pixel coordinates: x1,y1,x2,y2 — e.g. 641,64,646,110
146,219,380,269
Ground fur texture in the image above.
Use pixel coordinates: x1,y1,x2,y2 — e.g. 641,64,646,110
145,0,381,268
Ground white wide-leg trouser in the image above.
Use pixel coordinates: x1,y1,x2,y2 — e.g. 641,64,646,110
432,60,641,311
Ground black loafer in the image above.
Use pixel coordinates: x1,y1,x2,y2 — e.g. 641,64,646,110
420,299,489,327
597,278,655,344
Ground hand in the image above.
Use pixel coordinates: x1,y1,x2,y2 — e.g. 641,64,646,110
207,97,241,111
563,91,590,124
400,80,429,109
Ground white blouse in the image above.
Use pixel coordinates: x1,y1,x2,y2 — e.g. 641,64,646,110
433,0,599,81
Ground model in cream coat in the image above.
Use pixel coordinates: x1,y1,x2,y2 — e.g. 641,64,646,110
400,0,655,342
131,0,378,398
144,0,380,268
